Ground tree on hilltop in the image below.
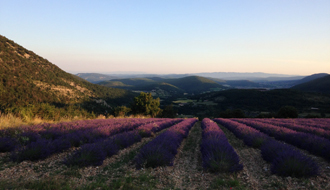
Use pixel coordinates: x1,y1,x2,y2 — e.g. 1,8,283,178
277,106,298,118
131,92,162,117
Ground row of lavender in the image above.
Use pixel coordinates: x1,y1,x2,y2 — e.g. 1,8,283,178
135,118,197,169
255,118,330,140
0,118,182,163
280,118,330,130
200,118,242,172
65,119,182,167
233,118,330,162
214,118,319,177
0,118,162,152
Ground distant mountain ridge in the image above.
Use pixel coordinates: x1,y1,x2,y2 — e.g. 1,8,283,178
98,76,225,94
76,72,304,84
95,72,329,92
76,73,118,83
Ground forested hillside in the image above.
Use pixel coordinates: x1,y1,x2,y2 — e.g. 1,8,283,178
0,35,136,118
99,76,225,94
291,75,330,94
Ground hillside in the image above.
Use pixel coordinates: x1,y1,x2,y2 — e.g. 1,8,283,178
110,78,157,86
291,75,330,94
76,73,118,83
209,78,271,89
0,35,136,118
98,76,226,94
162,76,224,93
179,89,330,118
97,81,132,88
294,73,329,85
131,82,184,95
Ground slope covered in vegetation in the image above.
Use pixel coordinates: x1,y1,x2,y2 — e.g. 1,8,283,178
0,35,136,119
291,75,330,94
99,76,225,94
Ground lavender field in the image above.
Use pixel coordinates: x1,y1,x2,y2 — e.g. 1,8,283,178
1,118,330,189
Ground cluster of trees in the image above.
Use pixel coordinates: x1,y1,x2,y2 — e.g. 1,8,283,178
114,93,305,119
113,92,164,117
113,92,177,118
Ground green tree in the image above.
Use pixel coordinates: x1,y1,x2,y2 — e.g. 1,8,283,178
219,109,245,118
131,92,162,117
277,106,298,118
113,106,131,117
162,104,176,118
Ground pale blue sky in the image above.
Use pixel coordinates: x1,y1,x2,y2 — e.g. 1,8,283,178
1,0,329,75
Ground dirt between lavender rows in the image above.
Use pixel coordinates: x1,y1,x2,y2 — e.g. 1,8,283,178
0,122,330,189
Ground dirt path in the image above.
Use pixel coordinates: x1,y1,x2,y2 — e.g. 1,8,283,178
170,121,205,189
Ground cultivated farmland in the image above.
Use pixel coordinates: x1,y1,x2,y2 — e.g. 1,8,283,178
1,118,330,189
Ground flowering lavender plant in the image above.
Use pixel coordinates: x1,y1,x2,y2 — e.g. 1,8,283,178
201,119,243,173
63,143,107,167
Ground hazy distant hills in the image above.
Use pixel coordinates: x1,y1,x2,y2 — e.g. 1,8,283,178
293,73,329,85
292,74,330,94
76,73,118,83
80,72,330,92
98,76,225,94
194,72,304,81
0,35,135,115
77,72,303,83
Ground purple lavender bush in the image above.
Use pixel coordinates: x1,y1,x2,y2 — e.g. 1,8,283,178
271,150,319,177
63,143,107,167
135,131,182,169
135,118,197,169
50,138,72,153
102,139,119,157
201,138,243,172
201,118,243,173
11,139,52,162
18,132,41,145
235,118,330,162
216,118,319,177
0,137,18,152
112,131,142,149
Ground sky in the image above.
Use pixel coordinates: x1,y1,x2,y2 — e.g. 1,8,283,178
1,0,329,75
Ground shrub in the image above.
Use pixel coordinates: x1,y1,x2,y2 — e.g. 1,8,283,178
277,106,298,118
0,137,17,152
63,144,106,167
260,140,293,162
102,139,119,157
50,138,71,153
135,119,197,169
112,131,141,149
271,150,319,177
244,133,269,148
18,132,40,145
11,139,52,162
135,144,175,168
201,138,243,172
